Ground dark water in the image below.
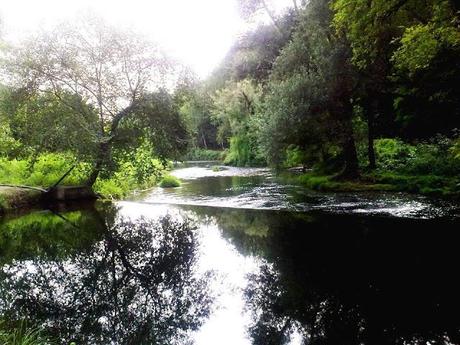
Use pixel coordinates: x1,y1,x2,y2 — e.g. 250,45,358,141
0,162,459,344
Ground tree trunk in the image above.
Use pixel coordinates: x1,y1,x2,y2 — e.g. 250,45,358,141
367,110,376,170
86,141,110,187
363,99,376,170
337,104,360,179
341,133,360,179
201,132,208,149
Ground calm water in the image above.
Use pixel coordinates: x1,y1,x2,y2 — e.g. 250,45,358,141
0,162,459,344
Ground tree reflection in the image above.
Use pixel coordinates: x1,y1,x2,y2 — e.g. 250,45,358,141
0,204,212,344
213,209,460,345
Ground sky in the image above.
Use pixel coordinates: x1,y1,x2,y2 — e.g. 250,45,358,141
0,0,291,79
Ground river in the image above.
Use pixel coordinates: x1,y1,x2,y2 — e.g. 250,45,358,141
0,162,459,344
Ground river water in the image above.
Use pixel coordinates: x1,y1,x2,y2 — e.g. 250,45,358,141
0,162,459,344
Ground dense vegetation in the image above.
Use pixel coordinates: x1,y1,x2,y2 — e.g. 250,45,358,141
1,0,460,201
177,0,460,196
0,20,187,199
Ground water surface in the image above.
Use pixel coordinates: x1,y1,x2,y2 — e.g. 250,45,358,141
0,163,459,344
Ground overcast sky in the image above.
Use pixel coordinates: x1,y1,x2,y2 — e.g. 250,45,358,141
0,0,291,79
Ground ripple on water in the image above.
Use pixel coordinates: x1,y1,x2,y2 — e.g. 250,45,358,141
139,165,459,219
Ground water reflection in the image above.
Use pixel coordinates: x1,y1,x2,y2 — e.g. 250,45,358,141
0,203,213,344
1,196,459,344
208,208,460,345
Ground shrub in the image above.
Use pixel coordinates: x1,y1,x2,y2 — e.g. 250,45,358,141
373,137,460,176
183,148,223,161
0,321,52,345
159,175,181,188
374,138,415,171
282,145,306,168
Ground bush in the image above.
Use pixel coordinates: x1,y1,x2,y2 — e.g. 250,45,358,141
373,137,460,176
374,138,415,171
0,151,168,200
183,148,223,161
159,175,181,188
0,153,90,187
282,146,306,168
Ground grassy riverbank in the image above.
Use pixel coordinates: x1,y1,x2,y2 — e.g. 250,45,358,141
296,172,460,198
0,152,171,211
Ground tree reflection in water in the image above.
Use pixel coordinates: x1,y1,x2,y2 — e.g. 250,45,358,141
0,204,213,344
200,207,460,345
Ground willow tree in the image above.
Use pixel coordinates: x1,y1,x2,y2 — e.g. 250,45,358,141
6,18,174,186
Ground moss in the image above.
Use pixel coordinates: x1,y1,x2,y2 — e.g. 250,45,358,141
159,175,181,188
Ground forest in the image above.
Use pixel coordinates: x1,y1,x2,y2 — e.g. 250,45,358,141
1,0,460,208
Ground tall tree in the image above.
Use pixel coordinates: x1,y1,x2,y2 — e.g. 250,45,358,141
5,17,176,186
263,0,360,176
332,0,460,142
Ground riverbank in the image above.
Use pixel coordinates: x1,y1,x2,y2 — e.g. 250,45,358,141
295,172,460,198
0,186,44,213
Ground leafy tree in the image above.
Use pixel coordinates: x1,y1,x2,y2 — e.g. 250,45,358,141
332,0,460,141
211,79,264,165
211,17,296,83
262,0,360,176
174,74,219,150
4,17,184,186
0,89,98,158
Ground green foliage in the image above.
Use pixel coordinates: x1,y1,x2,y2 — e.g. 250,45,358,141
391,1,460,75
261,0,359,175
374,137,460,176
182,148,223,161
159,175,181,188
0,153,90,187
0,149,167,200
297,173,394,192
0,122,21,157
0,90,98,159
0,322,52,345
224,134,265,166
282,146,306,168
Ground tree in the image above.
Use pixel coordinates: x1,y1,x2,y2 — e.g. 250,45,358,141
262,0,360,176
211,16,296,83
0,89,98,158
5,17,178,186
332,0,460,143
211,79,264,165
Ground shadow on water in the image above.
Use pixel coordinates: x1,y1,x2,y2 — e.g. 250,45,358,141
184,205,460,345
0,202,213,344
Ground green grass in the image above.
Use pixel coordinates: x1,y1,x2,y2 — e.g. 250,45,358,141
0,152,168,201
159,175,181,188
0,321,52,345
297,173,395,192
296,171,460,197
